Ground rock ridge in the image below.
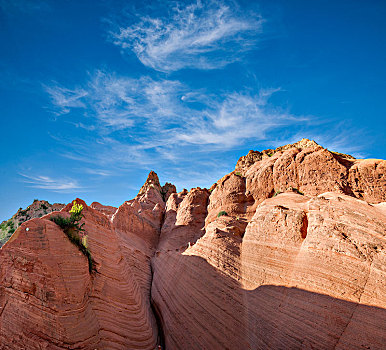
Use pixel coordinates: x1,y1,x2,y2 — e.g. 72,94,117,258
0,199,65,248
138,171,177,202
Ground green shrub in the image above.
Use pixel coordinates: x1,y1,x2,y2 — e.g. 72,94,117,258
291,187,304,195
50,215,75,230
61,224,93,273
19,209,28,216
234,172,242,177
0,220,15,233
50,201,94,273
273,190,282,197
217,210,228,218
1,220,16,235
17,218,26,226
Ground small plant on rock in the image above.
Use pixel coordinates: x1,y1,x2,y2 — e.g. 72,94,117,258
50,201,94,273
290,187,304,195
217,210,228,218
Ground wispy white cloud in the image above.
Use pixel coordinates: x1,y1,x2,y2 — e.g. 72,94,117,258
44,84,88,115
45,70,299,155
43,69,312,194
83,168,114,177
176,90,301,148
110,0,262,72
45,71,186,130
19,173,83,192
59,135,158,169
44,69,366,189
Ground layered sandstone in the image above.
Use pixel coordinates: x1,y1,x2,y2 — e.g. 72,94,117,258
153,140,386,349
90,201,117,219
0,141,385,350
152,192,386,349
0,200,65,247
0,174,171,348
234,138,384,204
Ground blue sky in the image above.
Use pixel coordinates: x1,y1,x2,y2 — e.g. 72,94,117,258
1,0,385,221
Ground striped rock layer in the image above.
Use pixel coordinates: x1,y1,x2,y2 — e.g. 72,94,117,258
0,140,385,349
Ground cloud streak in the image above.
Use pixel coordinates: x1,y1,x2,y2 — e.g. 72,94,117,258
43,77,364,190
45,70,300,160
43,69,317,195
44,84,88,115
20,173,83,192
110,0,262,72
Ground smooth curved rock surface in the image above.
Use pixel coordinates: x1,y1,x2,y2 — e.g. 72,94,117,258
0,141,385,350
0,198,160,349
152,192,386,350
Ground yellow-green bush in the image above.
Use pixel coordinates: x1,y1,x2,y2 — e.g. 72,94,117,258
50,201,94,273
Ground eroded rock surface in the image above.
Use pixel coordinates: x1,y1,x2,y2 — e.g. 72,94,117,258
235,138,385,204
0,200,65,247
0,196,160,349
0,142,385,349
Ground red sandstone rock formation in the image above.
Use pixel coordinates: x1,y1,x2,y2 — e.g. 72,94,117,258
0,200,65,247
0,141,385,349
90,201,117,219
0,197,160,349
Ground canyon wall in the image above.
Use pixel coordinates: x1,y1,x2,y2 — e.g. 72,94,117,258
0,140,385,349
